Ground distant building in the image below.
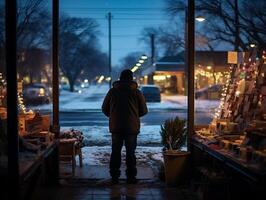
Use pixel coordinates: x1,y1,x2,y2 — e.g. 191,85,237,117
140,51,229,95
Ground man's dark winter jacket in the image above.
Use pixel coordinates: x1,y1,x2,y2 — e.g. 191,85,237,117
102,80,148,134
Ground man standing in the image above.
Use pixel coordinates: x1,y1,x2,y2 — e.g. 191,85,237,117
102,69,148,184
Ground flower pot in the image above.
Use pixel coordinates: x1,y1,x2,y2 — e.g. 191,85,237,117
163,150,190,186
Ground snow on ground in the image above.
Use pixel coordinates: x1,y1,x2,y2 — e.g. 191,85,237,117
64,124,188,166
61,125,162,146
62,124,165,166
81,146,163,166
29,84,220,112
161,94,220,111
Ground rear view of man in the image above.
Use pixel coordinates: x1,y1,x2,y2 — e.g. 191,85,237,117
102,69,148,184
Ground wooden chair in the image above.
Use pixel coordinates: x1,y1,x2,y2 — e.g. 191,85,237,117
59,138,77,176
75,144,83,167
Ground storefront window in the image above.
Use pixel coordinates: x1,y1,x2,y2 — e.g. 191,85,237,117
57,1,189,177
193,0,266,178
17,0,54,182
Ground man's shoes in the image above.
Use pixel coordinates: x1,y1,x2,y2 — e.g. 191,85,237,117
126,177,137,184
111,177,119,184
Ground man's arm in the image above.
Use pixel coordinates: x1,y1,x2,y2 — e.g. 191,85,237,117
102,89,112,117
137,90,148,117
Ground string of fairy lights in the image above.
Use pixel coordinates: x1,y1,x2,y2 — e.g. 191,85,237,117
213,49,266,125
18,92,27,114
213,68,232,119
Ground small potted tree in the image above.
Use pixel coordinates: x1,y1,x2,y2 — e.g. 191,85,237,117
160,116,190,185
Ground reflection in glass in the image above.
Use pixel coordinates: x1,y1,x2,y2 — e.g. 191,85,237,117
16,0,54,192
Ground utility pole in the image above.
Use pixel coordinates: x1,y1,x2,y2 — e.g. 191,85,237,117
107,12,112,88
234,0,240,51
151,34,155,64
148,34,155,84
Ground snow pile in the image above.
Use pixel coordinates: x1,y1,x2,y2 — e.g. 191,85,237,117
61,125,162,146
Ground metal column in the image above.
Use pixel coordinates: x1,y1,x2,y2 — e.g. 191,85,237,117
6,0,19,199
52,0,60,137
187,0,195,150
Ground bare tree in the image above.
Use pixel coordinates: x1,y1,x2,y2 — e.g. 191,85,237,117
165,0,266,51
119,52,143,69
0,0,51,79
59,16,103,92
139,18,213,57
139,25,183,57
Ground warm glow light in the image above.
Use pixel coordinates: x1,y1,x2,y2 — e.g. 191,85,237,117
105,77,111,81
207,65,212,70
153,75,166,81
97,75,105,83
141,55,148,60
195,16,206,22
144,75,148,79
39,88,45,97
131,66,139,72
250,43,256,48
136,63,141,67
139,59,145,64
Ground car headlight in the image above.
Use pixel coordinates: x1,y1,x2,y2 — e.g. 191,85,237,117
39,88,45,96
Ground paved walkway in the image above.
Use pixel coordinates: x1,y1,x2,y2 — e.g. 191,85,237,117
32,180,197,200
60,165,156,180
30,165,199,200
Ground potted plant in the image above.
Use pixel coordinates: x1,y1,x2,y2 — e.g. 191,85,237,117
160,116,190,185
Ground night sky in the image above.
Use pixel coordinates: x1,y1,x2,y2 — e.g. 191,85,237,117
60,0,174,67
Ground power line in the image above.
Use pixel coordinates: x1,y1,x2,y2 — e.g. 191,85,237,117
109,34,143,37
60,9,164,12
62,16,169,20
60,12,165,16
60,7,164,10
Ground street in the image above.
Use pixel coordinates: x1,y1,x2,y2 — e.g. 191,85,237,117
34,85,217,146
59,109,213,127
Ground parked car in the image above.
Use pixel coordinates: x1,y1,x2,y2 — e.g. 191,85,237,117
23,83,51,105
195,84,223,100
139,85,161,102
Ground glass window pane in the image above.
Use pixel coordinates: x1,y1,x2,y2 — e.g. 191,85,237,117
194,0,266,179
16,0,53,194
58,1,188,179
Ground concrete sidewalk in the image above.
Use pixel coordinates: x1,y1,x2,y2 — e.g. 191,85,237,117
60,164,156,180
29,162,198,200
32,180,198,200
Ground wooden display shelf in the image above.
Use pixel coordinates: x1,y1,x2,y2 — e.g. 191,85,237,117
19,141,58,183
190,137,266,183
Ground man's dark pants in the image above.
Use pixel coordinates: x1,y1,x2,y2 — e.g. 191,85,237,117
110,133,137,179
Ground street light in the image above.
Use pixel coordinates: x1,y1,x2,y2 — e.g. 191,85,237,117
141,55,148,60
131,66,139,72
130,54,148,74
195,15,206,22
249,43,256,48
